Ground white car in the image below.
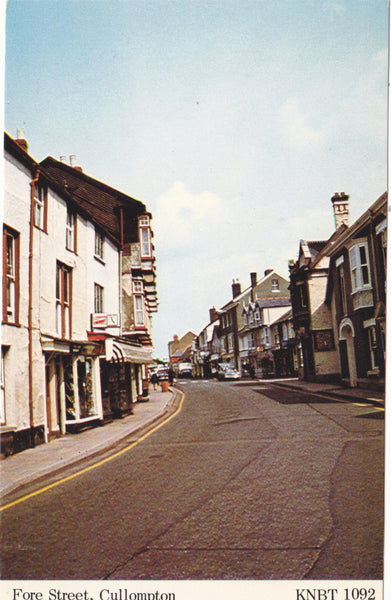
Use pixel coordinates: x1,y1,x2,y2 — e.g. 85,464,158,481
217,365,240,381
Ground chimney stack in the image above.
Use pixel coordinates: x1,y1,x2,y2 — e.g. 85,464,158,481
331,192,349,229
60,155,67,163
250,272,257,288
232,279,241,299
264,268,273,277
14,128,28,152
209,307,219,323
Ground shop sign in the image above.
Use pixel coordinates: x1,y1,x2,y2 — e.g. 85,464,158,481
92,313,119,329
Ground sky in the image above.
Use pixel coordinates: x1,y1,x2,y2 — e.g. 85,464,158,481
3,0,388,359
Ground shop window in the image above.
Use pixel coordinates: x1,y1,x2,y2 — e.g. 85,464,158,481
33,183,47,231
56,262,72,339
349,242,371,292
64,356,76,420
66,209,77,252
3,227,20,324
94,229,104,261
77,358,95,418
94,283,104,314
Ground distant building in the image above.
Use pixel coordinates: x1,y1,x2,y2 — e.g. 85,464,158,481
168,332,197,368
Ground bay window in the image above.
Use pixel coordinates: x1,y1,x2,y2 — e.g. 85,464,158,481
349,242,371,292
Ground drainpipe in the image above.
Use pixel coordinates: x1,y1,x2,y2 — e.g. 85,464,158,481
28,168,40,446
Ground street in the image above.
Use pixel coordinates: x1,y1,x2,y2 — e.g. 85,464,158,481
0,380,384,580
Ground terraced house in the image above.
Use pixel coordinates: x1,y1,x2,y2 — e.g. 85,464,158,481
2,131,157,457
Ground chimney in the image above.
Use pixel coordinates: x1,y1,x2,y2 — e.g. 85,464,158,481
331,192,349,229
232,279,241,299
209,307,219,323
60,155,67,163
264,269,273,277
69,155,83,172
250,272,257,288
14,128,28,152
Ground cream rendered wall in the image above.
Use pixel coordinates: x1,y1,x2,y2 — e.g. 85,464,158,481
3,151,36,430
86,222,120,336
38,190,88,340
308,267,340,377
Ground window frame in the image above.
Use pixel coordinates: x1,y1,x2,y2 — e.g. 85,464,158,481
66,208,77,253
139,215,152,259
271,278,280,292
349,241,371,293
33,183,48,231
94,283,104,314
56,262,72,339
94,229,105,262
3,226,20,325
134,294,145,327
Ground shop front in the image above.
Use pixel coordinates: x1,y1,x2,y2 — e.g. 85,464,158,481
101,337,153,419
42,337,103,437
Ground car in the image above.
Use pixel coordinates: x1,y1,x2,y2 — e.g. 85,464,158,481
156,367,169,381
177,362,193,378
217,364,240,381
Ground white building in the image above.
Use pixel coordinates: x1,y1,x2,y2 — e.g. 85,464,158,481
2,132,158,457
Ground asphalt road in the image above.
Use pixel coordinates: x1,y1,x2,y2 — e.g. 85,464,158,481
0,379,384,580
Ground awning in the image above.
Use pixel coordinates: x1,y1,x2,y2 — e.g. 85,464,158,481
105,338,153,364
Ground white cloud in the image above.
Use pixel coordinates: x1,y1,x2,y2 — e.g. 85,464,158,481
152,181,226,248
280,98,325,149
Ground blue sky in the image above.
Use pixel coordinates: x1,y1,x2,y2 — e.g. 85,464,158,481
3,0,388,358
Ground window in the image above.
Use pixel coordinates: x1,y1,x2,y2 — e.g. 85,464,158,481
133,280,143,294
272,279,279,292
94,230,104,261
56,263,72,338
94,283,104,314
66,209,76,252
3,227,20,324
297,282,308,309
134,295,144,326
33,184,47,230
349,242,371,292
255,309,261,321
139,215,151,258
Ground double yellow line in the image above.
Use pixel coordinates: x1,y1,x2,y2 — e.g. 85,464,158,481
0,390,185,513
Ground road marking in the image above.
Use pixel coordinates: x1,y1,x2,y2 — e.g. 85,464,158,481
0,390,185,513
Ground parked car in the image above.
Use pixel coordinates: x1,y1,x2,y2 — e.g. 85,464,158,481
177,362,193,378
217,364,240,381
156,366,169,381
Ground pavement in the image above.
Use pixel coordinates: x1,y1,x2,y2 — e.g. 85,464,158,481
265,377,385,407
0,386,177,499
0,378,385,500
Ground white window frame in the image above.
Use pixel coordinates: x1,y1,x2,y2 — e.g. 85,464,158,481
134,295,144,326
349,241,371,293
34,184,46,230
133,280,143,294
5,232,16,321
271,279,279,292
94,229,104,261
66,209,76,252
94,283,104,314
